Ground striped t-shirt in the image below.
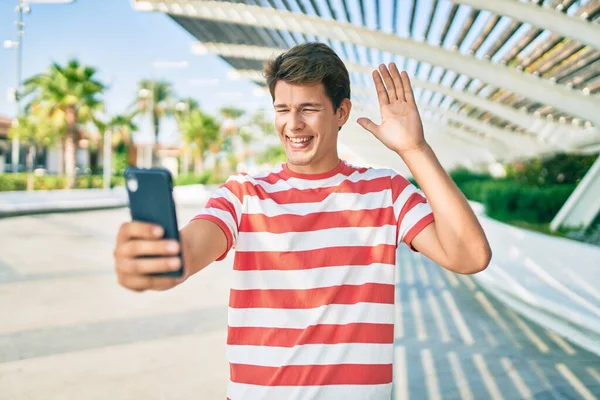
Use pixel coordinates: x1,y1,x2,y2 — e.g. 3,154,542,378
192,160,434,400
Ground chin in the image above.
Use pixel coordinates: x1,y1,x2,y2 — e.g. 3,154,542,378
286,153,315,166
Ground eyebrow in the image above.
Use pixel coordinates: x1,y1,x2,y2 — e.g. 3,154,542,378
274,103,324,108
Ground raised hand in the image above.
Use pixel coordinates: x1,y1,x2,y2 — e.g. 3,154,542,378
357,63,426,156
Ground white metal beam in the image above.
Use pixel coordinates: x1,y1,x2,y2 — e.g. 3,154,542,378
204,42,600,152
132,0,600,127
452,0,600,51
418,105,547,159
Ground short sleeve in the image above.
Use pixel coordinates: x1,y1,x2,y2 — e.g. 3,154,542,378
391,172,434,252
190,177,244,261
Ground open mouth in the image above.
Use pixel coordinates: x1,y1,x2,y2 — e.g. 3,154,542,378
286,135,314,149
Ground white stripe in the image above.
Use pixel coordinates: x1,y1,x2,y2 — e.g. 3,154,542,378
556,363,597,400
473,354,504,400
236,225,396,252
228,303,395,328
229,164,395,193
227,343,393,367
399,203,433,243
393,183,420,219
427,292,451,343
245,190,392,217
393,346,408,400
227,382,392,400
212,186,243,225
506,309,549,353
443,290,474,345
410,288,427,341
197,207,238,242
421,349,441,400
501,357,532,399
231,264,395,290
447,352,474,400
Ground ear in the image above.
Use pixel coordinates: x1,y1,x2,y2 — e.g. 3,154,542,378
336,98,352,130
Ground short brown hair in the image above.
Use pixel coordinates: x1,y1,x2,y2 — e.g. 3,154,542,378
264,42,351,111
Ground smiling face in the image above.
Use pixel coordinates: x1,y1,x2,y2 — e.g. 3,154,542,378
274,81,351,174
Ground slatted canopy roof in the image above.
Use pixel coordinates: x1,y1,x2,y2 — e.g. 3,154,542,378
132,0,600,170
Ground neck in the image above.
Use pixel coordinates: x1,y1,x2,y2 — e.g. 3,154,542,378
286,155,341,175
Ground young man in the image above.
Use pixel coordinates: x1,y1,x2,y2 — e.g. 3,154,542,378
113,42,491,399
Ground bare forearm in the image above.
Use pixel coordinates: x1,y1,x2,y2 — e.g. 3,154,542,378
398,143,491,272
180,219,228,278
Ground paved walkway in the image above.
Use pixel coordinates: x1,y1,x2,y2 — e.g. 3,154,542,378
0,207,599,399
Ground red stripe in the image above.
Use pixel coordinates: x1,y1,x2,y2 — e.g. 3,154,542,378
397,192,427,224
254,163,362,185
404,213,435,251
227,323,394,347
391,174,411,203
230,283,394,309
240,208,395,233
233,244,396,271
230,363,392,386
203,196,239,224
226,175,392,205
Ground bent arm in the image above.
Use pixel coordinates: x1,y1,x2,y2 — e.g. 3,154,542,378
402,144,492,274
180,219,228,277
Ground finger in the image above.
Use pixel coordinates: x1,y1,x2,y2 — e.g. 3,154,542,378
357,117,379,135
117,221,164,244
117,239,180,258
390,63,406,102
118,274,182,292
372,70,390,106
119,256,181,275
401,71,416,104
378,64,398,102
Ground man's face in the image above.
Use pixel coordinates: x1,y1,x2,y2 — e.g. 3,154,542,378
273,81,349,170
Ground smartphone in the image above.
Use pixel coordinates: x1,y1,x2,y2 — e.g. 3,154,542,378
124,167,184,278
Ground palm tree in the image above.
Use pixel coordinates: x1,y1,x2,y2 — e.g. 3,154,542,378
95,113,137,176
23,59,105,188
219,106,246,173
178,109,220,175
134,79,174,166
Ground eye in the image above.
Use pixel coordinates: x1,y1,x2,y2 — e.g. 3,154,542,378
303,109,318,113
276,109,289,113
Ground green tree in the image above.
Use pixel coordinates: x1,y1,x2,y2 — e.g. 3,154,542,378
23,59,105,188
134,79,174,165
9,112,61,190
178,109,220,175
107,114,137,176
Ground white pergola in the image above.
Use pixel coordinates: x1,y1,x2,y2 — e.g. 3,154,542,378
132,0,600,229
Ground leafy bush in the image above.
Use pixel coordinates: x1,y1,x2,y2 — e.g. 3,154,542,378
0,173,125,191
174,170,226,186
483,182,576,224
505,153,597,186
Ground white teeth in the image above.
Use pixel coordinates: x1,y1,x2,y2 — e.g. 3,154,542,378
289,136,313,143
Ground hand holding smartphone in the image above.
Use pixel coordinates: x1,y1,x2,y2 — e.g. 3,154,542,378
123,167,184,278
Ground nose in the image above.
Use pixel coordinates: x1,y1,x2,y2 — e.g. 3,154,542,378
289,110,305,131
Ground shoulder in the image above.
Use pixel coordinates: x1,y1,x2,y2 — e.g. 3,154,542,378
344,161,400,181
219,164,285,192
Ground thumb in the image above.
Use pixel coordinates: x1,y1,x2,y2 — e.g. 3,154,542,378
357,118,378,135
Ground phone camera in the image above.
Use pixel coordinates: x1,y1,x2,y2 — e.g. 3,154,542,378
126,173,138,192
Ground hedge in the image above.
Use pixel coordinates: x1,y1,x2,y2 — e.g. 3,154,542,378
0,173,125,191
0,171,226,191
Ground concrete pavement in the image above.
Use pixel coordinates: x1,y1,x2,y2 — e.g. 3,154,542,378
1,206,599,399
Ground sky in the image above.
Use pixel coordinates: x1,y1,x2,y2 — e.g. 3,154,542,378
0,0,272,144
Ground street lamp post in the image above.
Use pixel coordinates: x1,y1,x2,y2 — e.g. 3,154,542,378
4,0,75,173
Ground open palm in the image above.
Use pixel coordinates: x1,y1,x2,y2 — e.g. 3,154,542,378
357,63,426,155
